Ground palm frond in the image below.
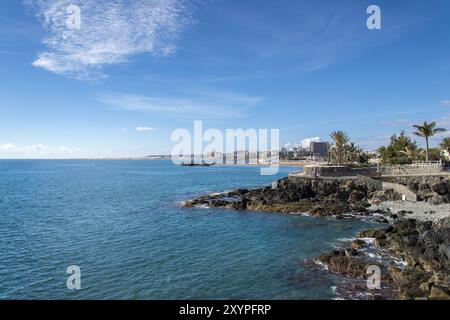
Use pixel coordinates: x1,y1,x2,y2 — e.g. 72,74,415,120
433,128,447,134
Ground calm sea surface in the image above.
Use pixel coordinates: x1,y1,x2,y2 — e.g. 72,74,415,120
0,160,375,299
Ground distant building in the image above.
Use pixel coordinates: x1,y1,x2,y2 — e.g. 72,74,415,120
310,142,328,158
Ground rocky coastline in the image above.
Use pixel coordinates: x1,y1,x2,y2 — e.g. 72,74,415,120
182,174,450,300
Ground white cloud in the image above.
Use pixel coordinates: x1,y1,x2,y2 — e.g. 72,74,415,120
136,126,156,132
0,143,81,158
26,0,192,79
300,137,321,149
441,100,450,106
0,143,17,151
379,119,413,127
99,90,263,119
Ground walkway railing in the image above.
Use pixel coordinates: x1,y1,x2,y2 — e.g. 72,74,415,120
411,160,441,166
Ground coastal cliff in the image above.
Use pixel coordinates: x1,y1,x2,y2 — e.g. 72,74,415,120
183,174,450,300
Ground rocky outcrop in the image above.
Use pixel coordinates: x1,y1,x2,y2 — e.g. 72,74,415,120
317,218,450,300
380,218,450,299
317,249,373,278
183,176,398,217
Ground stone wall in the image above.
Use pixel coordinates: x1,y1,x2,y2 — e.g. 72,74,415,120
378,164,444,176
302,165,379,177
379,175,449,187
302,164,445,178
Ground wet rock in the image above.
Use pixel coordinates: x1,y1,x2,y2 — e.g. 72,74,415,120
319,218,450,300
316,250,368,278
428,195,448,205
348,190,366,204
351,239,368,250
429,286,450,300
309,203,352,217
375,218,389,224
345,248,358,257
388,266,428,299
228,188,249,196
358,229,386,239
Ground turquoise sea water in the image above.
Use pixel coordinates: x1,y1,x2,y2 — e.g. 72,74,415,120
0,160,375,299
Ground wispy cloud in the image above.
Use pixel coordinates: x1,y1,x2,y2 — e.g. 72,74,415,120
98,90,264,119
379,119,413,127
441,100,450,106
136,126,156,132
26,0,193,79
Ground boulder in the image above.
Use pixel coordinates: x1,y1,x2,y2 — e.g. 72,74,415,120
431,180,450,196
316,250,368,278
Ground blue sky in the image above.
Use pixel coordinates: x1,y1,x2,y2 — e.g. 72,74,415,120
1,0,450,158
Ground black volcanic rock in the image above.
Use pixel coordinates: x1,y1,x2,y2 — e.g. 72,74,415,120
321,218,450,300
183,176,396,217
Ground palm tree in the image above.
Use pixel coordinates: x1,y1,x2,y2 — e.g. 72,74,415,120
399,146,415,160
440,137,450,153
412,121,446,162
330,131,350,165
439,138,450,160
399,146,424,161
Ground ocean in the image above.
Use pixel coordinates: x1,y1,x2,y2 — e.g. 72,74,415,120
0,160,375,299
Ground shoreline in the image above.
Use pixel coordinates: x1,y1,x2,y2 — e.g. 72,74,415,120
182,174,450,300
213,161,321,167
0,158,317,167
